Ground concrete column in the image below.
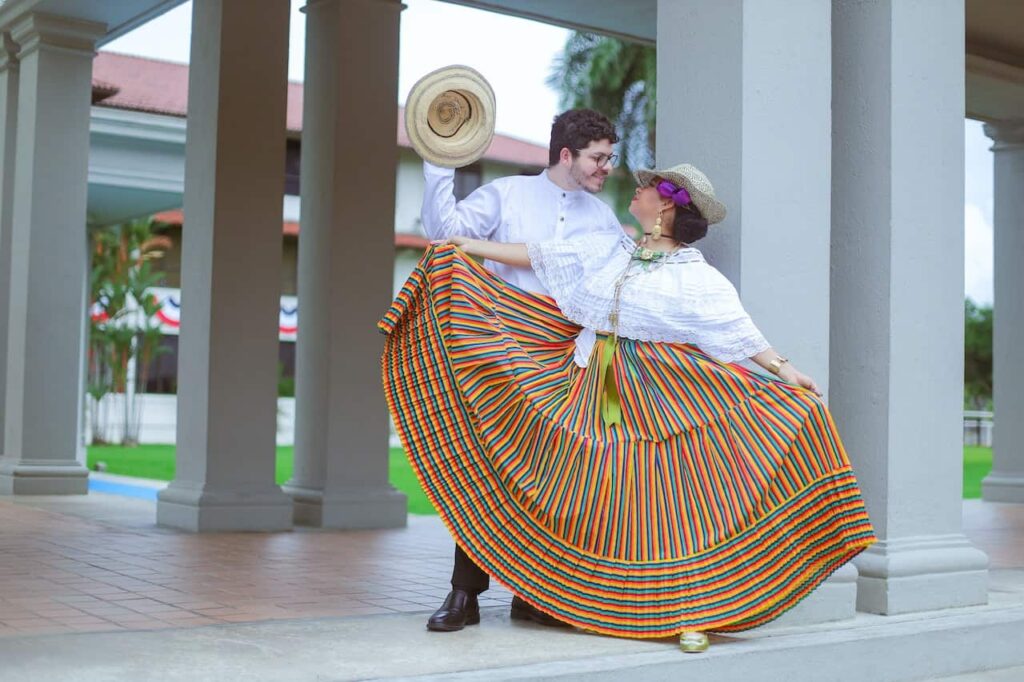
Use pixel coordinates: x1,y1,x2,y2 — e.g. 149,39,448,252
982,120,1024,503
0,32,18,461
156,0,293,531
831,0,988,614
657,0,833,391
0,13,105,495
285,0,407,528
656,0,856,626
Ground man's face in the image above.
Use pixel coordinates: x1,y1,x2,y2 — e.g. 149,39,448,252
568,139,614,194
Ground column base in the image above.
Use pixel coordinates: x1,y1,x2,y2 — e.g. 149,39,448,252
765,562,858,628
0,458,89,494
285,483,407,529
982,472,1024,503
853,534,989,615
156,481,293,532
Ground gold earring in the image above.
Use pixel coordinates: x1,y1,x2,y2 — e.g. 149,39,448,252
652,212,663,241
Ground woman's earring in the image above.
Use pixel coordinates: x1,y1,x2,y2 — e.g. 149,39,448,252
652,212,663,241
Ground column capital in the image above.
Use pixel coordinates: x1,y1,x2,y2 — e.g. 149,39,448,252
983,119,1024,151
0,31,17,72
9,12,105,61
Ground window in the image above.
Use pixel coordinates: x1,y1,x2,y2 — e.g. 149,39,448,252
278,341,296,397
141,335,178,394
285,139,301,196
454,162,483,200
140,336,299,397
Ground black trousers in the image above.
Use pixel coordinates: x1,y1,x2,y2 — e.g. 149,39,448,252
451,544,489,595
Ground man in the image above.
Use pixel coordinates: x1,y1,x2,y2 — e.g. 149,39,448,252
420,108,623,631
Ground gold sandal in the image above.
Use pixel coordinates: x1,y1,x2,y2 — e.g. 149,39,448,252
679,631,710,653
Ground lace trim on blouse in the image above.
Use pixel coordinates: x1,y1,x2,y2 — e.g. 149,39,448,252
527,233,770,363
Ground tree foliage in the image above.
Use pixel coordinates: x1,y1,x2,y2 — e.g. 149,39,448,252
964,298,993,409
548,32,656,220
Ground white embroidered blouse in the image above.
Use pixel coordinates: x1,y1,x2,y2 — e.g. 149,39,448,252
526,231,771,367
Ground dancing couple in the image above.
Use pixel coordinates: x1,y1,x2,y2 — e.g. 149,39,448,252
381,101,875,651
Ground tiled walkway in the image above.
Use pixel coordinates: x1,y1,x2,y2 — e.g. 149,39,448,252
0,492,1019,640
961,498,1024,569
0,494,511,638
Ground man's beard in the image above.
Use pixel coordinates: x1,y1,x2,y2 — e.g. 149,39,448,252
570,163,603,194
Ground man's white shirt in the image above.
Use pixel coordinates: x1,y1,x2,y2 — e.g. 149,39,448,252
420,162,623,295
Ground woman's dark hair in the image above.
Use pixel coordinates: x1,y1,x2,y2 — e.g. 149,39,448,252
671,204,709,244
548,109,619,166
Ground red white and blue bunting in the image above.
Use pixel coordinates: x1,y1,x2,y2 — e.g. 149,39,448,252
92,288,299,342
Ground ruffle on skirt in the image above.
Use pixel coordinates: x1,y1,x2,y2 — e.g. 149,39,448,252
379,245,876,638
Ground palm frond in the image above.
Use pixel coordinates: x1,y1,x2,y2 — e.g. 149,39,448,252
548,32,657,219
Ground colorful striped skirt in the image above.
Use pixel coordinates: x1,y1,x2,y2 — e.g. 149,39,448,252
379,245,876,638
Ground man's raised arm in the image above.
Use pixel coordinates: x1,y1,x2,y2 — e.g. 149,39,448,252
421,161,503,240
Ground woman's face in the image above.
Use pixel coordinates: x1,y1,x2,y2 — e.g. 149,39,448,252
628,179,671,223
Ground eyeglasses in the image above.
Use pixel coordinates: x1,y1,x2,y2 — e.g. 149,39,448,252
576,150,618,169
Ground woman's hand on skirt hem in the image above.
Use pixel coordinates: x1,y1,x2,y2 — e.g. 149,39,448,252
779,365,822,397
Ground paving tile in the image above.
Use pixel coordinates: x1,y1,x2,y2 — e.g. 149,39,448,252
2,618,59,632
155,616,220,627
165,600,227,610
121,620,175,631
190,608,247,618
51,615,113,626
105,612,166,624
64,623,124,633
212,614,272,623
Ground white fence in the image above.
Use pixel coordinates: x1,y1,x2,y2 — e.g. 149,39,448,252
84,393,403,446
963,410,993,447
85,394,297,446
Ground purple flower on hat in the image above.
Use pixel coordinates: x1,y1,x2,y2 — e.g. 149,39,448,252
656,179,692,206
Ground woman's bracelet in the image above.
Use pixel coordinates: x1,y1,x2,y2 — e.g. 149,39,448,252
768,356,789,375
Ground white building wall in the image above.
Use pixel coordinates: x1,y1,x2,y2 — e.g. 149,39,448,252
394,149,426,234
87,148,545,448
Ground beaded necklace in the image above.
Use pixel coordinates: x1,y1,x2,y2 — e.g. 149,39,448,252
607,240,682,343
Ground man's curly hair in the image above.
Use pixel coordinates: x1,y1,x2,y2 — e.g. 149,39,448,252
548,109,619,166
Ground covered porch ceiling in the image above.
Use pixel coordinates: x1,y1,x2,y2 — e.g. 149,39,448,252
441,0,1024,123
965,0,1024,121
1,0,1015,121
2,0,1019,122
0,0,187,45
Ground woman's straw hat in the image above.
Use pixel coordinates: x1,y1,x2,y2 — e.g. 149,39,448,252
634,163,728,225
404,65,496,169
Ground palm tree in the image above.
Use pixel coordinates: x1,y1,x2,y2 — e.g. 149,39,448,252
88,218,171,445
548,32,656,219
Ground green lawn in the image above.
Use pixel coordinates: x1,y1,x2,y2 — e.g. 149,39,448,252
86,444,996,512
87,444,436,515
963,446,993,499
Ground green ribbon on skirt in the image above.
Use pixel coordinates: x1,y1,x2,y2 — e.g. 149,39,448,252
596,335,622,427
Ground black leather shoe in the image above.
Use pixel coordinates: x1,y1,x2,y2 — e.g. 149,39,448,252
426,589,480,632
510,595,570,627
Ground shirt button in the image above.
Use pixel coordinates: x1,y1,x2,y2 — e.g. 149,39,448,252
562,193,566,198
559,217,565,221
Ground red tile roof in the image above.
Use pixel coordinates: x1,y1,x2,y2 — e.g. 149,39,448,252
152,209,431,247
394,233,432,249
92,51,548,168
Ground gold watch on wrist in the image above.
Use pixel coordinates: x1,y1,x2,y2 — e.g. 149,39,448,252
768,356,789,375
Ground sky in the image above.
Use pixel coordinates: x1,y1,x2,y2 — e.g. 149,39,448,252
105,0,995,305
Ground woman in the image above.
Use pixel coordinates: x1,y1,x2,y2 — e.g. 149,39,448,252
379,163,875,651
